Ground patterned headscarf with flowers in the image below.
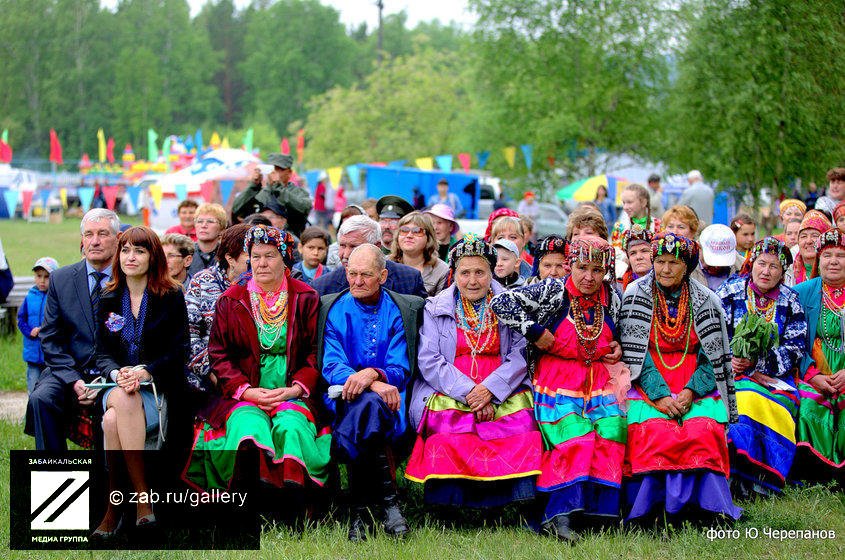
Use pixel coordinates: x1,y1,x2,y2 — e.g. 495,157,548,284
448,233,498,271
651,232,700,275
739,236,793,277
568,235,615,275
244,225,296,267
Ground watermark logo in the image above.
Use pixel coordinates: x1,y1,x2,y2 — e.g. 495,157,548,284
30,471,90,531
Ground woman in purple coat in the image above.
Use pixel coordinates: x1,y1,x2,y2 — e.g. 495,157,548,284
404,234,542,508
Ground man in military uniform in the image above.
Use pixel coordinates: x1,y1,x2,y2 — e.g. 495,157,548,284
376,195,414,255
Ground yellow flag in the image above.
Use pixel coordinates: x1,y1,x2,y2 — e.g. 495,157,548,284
503,146,516,169
415,157,433,171
210,132,221,148
59,188,68,209
327,167,343,188
221,136,230,149
149,183,163,210
97,129,106,163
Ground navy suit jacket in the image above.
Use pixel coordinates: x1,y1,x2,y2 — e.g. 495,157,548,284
312,260,428,299
39,260,102,385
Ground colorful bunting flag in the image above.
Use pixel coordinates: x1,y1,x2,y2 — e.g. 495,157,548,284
477,151,490,169
49,129,63,165
415,157,433,171
219,180,234,204
174,184,188,202
39,189,51,208
303,171,320,190
520,144,533,171
97,128,106,163
147,129,158,162
296,129,305,163
163,136,172,172
21,190,34,216
103,185,119,210
78,186,95,212
210,132,221,148
194,129,203,153
2,189,18,217
221,136,230,149
59,188,67,209
106,137,115,164
435,154,453,172
243,128,254,153
1,129,6,143
346,165,361,189
125,186,141,210
200,181,215,203
0,140,11,163
503,146,516,169
280,138,290,155
148,184,163,210
327,167,343,189
457,153,471,173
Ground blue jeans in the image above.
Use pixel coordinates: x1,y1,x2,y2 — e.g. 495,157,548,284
26,363,44,394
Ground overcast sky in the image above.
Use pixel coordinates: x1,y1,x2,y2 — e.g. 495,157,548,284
100,0,477,29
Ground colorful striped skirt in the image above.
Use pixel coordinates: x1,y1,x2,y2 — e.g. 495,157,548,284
795,378,845,471
183,400,332,491
727,375,799,492
404,389,542,507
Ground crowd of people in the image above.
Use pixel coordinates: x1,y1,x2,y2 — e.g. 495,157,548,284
18,157,845,543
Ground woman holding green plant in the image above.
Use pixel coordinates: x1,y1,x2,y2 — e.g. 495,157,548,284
792,229,845,478
717,238,807,497
618,232,740,523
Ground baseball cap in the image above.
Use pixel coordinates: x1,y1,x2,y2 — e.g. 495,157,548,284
32,257,59,274
492,239,520,257
699,224,736,267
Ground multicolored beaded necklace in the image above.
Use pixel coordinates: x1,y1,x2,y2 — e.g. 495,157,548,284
456,292,498,380
652,282,693,370
745,282,776,323
570,296,603,365
820,282,845,352
249,289,289,350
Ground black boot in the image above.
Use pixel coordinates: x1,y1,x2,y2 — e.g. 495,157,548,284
346,463,371,542
543,514,579,543
376,450,409,538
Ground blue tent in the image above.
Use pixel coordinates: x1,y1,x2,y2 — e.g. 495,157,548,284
360,165,481,218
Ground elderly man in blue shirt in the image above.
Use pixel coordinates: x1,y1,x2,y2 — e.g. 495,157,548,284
317,243,424,542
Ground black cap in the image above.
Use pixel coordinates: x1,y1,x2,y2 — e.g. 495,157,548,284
376,195,413,219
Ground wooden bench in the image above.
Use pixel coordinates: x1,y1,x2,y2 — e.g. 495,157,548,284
0,276,35,336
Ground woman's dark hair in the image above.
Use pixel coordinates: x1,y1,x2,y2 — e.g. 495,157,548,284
217,223,252,272
729,212,756,232
105,226,178,297
243,213,272,226
300,226,331,247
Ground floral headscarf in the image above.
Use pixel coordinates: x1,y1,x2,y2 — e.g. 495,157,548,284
793,210,832,284
448,233,498,271
812,227,845,278
651,232,700,275
739,236,793,277
530,235,568,277
483,208,520,241
622,224,654,253
779,198,806,217
244,225,295,265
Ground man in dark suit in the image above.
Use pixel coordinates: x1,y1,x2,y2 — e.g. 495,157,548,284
312,215,427,298
26,209,120,450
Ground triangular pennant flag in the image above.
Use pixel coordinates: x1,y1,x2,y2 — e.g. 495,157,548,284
106,137,115,163
162,136,172,172
78,186,95,212
346,165,361,190
280,138,290,155
435,154,453,172
39,189,51,207
97,128,106,163
243,128,254,153
126,186,142,210
210,132,221,148
219,180,234,204
2,189,18,217
21,190,34,216
221,136,230,149
200,181,215,203
1,129,7,143
304,171,320,189
503,146,517,169
415,157,433,171
520,144,533,171
49,129,63,165
477,151,490,169
147,128,158,162
0,140,11,163
327,167,343,189
458,153,471,173
195,129,203,152
59,188,68,209
174,184,188,202
103,186,119,210
148,184,163,210
296,129,305,163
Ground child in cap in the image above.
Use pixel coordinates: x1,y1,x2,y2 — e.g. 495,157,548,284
493,239,525,289
17,257,58,393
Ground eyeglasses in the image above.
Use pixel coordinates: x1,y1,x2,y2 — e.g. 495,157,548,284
195,218,219,226
398,225,426,237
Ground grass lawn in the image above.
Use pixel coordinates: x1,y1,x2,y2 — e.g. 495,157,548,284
2,418,843,559
0,215,143,271
0,332,25,391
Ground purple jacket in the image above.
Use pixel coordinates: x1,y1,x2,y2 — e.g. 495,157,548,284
409,282,529,430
